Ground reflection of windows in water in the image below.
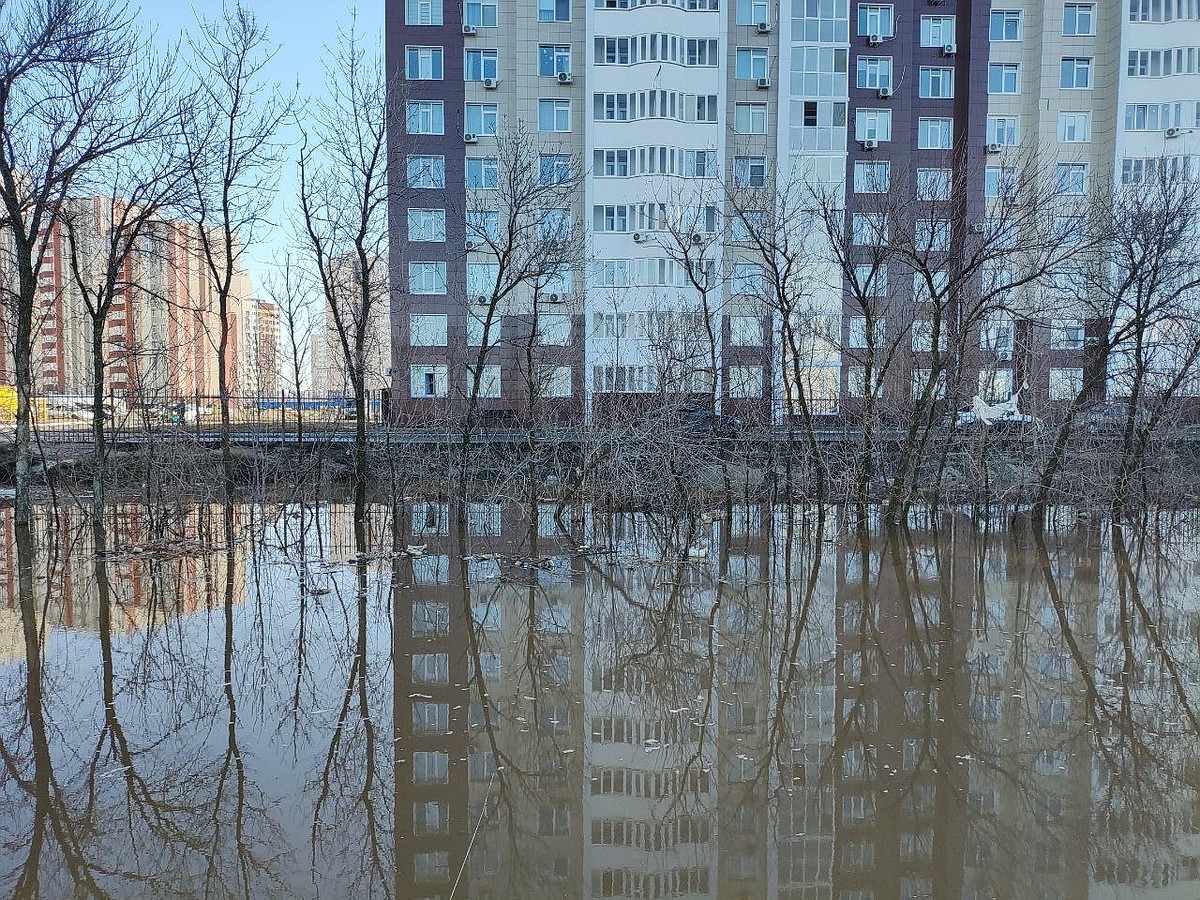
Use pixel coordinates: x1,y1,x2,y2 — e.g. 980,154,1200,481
412,653,449,684
469,849,500,877
904,689,938,722
903,737,934,770
970,692,1001,723
411,554,449,584
412,800,448,833
1034,748,1068,775
726,604,755,634
412,600,450,636
468,751,497,782
471,600,501,632
412,701,449,733
414,850,449,882
902,875,933,900
725,653,758,683
841,697,878,728
468,501,502,535
538,803,571,836
474,651,501,682
539,705,570,734
1038,698,1071,727
538,602,572,632
726,553,761,584
969,788,999,815
728,755,757,782
729,702,757,733
467,557,500,582
841,793,875,822
902,784,935,816
842,743,870,777
545,652,571,684
902,830,934,863
412,750,448,783
468,701,499,731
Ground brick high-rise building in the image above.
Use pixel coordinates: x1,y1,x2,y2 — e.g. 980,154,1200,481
385,0,1200,425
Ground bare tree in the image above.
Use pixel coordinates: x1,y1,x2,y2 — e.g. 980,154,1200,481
179,2,290,498
263,255,317,445
0,0,172,526
298,13,389,491
1033,169,1200,518
59,125,185,526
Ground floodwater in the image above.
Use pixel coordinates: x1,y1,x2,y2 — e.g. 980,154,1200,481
1,500,1198,900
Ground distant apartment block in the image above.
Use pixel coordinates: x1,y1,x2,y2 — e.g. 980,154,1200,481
1,196,279,406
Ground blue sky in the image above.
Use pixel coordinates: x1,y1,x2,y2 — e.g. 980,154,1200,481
142,1,386,287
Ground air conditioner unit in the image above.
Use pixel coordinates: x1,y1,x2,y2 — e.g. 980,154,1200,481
970,222,986,234
986,142,1003,154
690,233,703,245
632,231,645,242
756,21,772,33
463,132,478,143
862,138,879,150
482,77,500,89
475,295,490,305
877,86,893,99
867,32,884,46
756,77,771,89
466,239,479,250
462,24,478,35
1166,126,1182,138
547,293,563,304
556,71,573,84
942,43,957,55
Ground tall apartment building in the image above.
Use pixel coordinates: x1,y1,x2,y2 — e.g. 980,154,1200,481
385,0,1200,424
0,198,278,405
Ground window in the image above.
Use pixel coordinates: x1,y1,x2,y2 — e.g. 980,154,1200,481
407,208,446,243
981,316,1014,357
854,160,890,192
986,115,1019,145
1051,319,1084,349
465,103,498,135
684,149,718,177
538,99,571,132
917,117,952,149
919,67,954,98
911,320,949,353
915,218,950,250
407,0,443,25
734,102,769,133
595,204,629,231
467,210,500,243
539,154,572,185
466,315,499,352
464,49,498,81
988,63,1019,93
916,168,951,200
1124,103,1184,131
732,263,765,294
728,366,764,399
467,365,502,398
852,212,887,245
538,0,570,21
920,15,955,46
984,166,1017,198
730,316,764,346
731,210,765,241
467,262,500,296
858,4,895,37
539,208,571,243
1058,111,1091,142
406,101,445,134
407,155,445,189
856,56,893,89
733,156,767,186
846,366,867,396
1061,57,1092,88
978,368,1012,402
538,44,571,76
855,108,892,141
408,263,447,295
912,269,948,301
409,314,447,346
412,502,449,535
736,0,771,25
990,9,1021,40
1063,2,1095,34
736,47,769,79
538,314,572,345
466,157,499,189
848,316,883,349
855,264,887,295
413,751,449,783
539,366,572,397
464,0,497,26
413,601,450,636
1054,216,1087,246
406,46,444,79
1056,163,1087,194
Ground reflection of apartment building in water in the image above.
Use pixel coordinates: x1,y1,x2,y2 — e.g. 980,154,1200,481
9,198,279,404
391,500,1200,899
385,0,1200,425
0,504,249,664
